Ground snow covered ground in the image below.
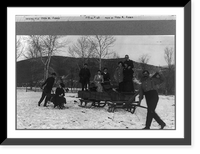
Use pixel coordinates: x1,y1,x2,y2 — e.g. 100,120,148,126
16,89,175,130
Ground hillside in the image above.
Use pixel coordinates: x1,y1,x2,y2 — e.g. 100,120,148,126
16,56,163,88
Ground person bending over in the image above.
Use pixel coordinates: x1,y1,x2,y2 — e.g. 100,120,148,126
38,73,56,107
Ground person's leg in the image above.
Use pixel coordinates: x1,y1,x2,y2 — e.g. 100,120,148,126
38,90,47,106
143,90,158,129
44,91,51,107
81,82,84,91
145,90,166,129
151,97,166,128
53,96,58,108
144,108,154,129
84,81,88,91
152,111,166,126
82,81,87,91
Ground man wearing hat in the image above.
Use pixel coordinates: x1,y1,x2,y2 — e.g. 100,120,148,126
139,70,166,129
79,63,91,91
38,73,56,107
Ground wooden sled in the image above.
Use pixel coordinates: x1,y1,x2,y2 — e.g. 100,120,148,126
77,90,145,113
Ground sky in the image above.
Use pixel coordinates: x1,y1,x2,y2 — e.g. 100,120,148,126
17,35,175,66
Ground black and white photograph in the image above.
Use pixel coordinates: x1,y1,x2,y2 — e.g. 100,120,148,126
16,15,175,130
3,4,192,146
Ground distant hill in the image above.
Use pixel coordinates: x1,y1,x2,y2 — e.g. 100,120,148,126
16,56,163,87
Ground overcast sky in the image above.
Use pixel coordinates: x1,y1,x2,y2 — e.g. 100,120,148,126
18,35,174,66
59,35,175,66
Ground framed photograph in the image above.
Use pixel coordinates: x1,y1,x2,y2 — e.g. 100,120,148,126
3,2,191,145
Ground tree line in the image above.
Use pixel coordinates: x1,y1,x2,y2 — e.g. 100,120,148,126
17,35,175,95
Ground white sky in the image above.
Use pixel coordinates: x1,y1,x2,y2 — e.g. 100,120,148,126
18,35,175,66
59,35,175,66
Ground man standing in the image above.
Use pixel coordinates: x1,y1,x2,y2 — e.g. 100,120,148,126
79,63,91,91
38,73,56,107
139,70,166,129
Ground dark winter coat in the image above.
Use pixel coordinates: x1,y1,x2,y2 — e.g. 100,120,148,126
79,68,91,83
102,72,110,82
42,77,55,93
123,68,134,82
124,60,134,69
54,87,66,108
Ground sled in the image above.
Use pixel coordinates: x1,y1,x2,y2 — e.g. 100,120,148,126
78,91,110,108
77,90,144,114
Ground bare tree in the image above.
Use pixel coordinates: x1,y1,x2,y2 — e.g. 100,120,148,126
27,35,68,80
68,36,93,69
164,47,175,95
25,35,43,58
164,47,174,69
87,35,116,70
138,54,150,70
111,52,120,59
24,41,40,59
16,36,25,60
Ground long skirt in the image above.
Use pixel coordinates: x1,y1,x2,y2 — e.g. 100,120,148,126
95,82,103,92
54,96,66,108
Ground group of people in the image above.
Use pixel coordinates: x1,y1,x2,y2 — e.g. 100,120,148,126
79,64,111,92
37,54,166,129
114,55,134,92
79,55,134,93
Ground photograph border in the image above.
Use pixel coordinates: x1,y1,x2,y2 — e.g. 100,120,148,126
15,23,177,131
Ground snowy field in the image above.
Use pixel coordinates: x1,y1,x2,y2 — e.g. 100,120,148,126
17,89,175,130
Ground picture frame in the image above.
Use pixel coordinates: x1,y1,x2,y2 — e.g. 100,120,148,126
3,2,191,145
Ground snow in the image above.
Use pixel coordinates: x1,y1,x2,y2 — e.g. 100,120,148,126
17,89,175,129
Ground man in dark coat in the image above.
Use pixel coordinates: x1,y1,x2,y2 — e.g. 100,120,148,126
124,55,134,69
79,63,91,91
38,73,56,107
